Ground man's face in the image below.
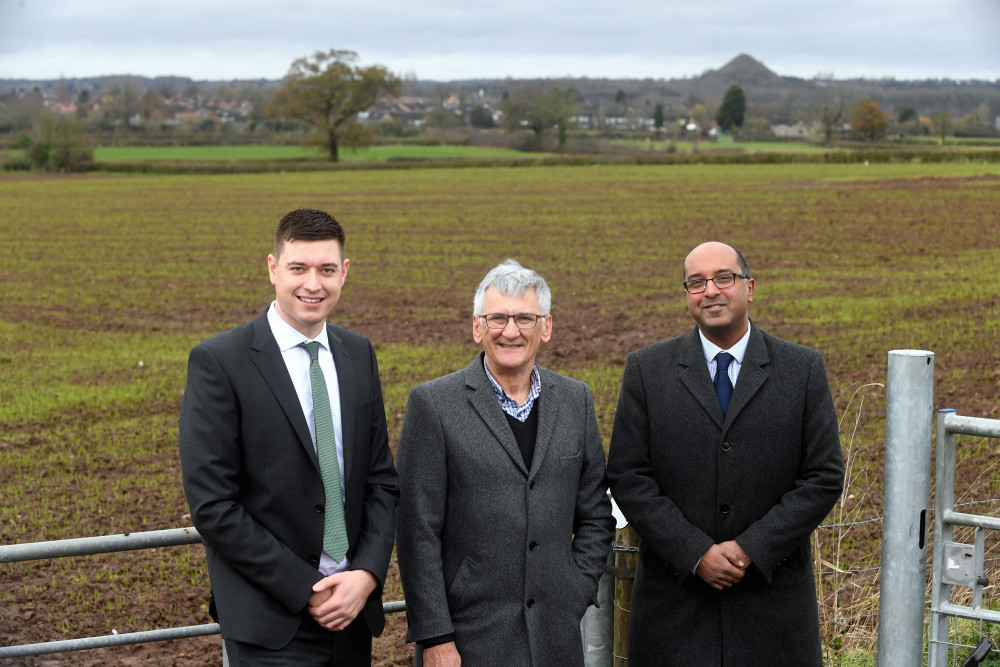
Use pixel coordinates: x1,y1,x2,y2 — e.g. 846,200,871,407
472,286,552,378
684,242,754,348
267,238,349,339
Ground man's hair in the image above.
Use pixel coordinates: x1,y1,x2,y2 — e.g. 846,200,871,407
682,245,752,280
273,209,345,258
473,259,552,315
734,247,751,278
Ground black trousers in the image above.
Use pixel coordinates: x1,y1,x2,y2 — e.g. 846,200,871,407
224,614,372,667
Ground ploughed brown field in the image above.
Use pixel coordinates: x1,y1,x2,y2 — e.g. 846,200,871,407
2,162,999,665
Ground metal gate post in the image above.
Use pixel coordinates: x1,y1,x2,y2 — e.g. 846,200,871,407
877,349,935,666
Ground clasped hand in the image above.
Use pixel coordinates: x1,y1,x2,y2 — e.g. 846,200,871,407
307,570,377,631
695,540,752,591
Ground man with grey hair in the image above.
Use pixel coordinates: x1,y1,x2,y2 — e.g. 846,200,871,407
396,259,614,666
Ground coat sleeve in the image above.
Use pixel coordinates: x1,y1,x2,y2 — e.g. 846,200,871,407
734,350,845,581
179,342,322,615
570,385,616,603
606,352,716,575
395,383,456,642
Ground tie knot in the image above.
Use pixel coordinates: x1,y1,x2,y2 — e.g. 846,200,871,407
299,341,320,362
716,351,733,371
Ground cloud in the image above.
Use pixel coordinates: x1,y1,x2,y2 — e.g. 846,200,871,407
1,0,997,81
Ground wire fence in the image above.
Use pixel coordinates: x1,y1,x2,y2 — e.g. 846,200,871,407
815,495,1000,666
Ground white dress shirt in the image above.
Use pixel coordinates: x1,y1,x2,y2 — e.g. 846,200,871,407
698,322,752,387
267,303,349,575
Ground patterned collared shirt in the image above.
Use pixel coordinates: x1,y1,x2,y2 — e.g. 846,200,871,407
483,357,542,422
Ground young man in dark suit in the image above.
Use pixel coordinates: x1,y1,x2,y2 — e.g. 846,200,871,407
607,242,844,666
179,209,398,665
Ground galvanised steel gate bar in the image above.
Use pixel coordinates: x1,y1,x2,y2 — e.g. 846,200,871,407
0,527,408,659
928,410,1000,666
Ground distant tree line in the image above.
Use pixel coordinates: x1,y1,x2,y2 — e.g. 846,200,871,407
3,50,999,170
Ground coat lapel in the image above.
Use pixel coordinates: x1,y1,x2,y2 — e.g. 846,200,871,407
465,355,530,476
248,313,318,469
678,328,726,429
529,369,558,480
329,325,355,488
722,325,769,433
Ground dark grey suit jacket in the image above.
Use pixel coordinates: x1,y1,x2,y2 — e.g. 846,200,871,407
396,353,615,666
607,325,844,667
179,310,398,650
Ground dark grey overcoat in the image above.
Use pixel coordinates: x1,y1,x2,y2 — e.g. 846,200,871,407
396,353,615,666
607,326,844,667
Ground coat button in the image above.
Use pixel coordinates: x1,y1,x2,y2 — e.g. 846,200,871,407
720,504,731,514
721,442,732,452
309,554,319,565
526,598,535,608
529,481,535,490
529,541,538,551
315,504,325,513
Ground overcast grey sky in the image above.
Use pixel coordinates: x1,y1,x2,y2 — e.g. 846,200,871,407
1,0,997,82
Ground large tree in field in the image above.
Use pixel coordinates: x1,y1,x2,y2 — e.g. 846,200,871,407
851,97,888,142
501,87,579,150
716,84,746,131
931,109,951,146
266,49,400,161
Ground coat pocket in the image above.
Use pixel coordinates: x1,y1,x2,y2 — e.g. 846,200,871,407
559,450,582,467
446,555,479,606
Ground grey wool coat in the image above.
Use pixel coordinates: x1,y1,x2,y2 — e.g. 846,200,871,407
395,353,615,667
606,326,844,667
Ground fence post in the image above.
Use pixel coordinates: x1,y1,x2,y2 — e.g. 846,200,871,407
876,349,935,666
613,523,638,666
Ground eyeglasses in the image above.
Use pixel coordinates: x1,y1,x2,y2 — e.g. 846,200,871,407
478,313,547,329
683,273,749,294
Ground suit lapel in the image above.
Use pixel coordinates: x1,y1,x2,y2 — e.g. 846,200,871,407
465,355,530,476
678,328,726,429
529,369,558,480
328,325,355,489
248,313,318,468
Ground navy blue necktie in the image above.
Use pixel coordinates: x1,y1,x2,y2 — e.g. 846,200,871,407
714,352,734,418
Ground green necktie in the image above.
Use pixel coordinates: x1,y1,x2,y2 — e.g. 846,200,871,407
299,341,349,562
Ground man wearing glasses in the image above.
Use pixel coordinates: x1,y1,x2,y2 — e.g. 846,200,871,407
607,242,844,666
396,259,614,666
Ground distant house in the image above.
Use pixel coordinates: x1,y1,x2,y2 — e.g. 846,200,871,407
379,111,426,128
47,101,78,114
175,109,220,124
772,121,819,139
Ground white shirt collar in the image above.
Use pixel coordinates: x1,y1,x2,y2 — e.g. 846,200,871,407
698,321,752,365
267,301,330,352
